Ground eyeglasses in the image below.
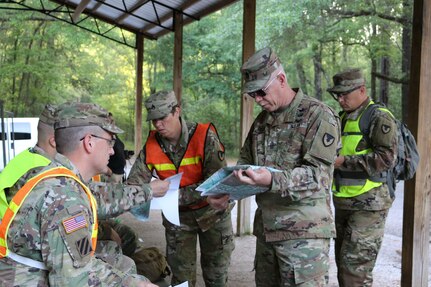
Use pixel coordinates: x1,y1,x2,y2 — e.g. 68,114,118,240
330,86,362,101
80,134,116,147
247,72,281,99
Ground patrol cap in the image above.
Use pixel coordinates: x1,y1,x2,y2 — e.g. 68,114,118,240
54,102,123,134
39,104,57,126
144,90,178,121
240,47,282,94
327,68,365,93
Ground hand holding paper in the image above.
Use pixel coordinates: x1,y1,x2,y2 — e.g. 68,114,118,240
196,165,281,200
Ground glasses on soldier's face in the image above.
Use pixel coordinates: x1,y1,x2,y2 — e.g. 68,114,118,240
330,86,362,101
247,72,281,99
80,134,116,147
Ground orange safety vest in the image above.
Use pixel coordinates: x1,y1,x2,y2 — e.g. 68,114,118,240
145,123,222,187
0,167,98,259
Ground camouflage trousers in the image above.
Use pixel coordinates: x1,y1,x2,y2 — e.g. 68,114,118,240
334,208,389,287
254,236,330,287
164,208,234,287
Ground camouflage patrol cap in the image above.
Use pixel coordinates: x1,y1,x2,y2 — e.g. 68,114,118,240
39,104,57,126
54,102,123,134
144,90,178,121
327,68,365,93
240,47,282,94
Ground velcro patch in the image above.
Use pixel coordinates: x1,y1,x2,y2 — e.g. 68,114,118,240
322,133,335,147
218,151,225,161
76,236,92,257
381,124,391,134
62,213,88,234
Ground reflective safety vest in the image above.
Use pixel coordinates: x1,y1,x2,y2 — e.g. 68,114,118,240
0,149,51,218
333,101,390,197
145,123,219,187
0,167,98,263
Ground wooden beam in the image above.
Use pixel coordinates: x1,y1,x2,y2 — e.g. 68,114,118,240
237,0,256,236
173,11,183,102
134,34,144,154
401,0,431,286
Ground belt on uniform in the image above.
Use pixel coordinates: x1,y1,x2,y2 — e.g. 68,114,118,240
179,200,209,212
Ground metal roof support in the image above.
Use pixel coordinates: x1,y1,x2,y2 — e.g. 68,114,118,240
173,10,183,103
401,0,431,285
237,0,256,236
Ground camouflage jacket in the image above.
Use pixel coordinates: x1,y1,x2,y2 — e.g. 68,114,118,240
238,89,340,242
4,148,153,219
127,118,229,230
333,98,398,211
0,153,148,286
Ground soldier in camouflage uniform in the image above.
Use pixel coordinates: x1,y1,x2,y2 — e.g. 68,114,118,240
327,68,398,287
0,102,159,287
229,47,341,286
127,90,234,287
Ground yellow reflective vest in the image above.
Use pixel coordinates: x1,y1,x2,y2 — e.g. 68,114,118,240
333,101,391,197
0,149,50,218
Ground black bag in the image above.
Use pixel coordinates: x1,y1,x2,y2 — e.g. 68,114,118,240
359,103,420,197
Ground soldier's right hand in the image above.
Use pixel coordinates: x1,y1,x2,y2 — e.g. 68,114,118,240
150,179,169,197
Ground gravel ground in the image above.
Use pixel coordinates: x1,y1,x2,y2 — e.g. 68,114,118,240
118,181,430,287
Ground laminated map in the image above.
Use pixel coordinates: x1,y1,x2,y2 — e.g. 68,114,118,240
196,165,281,200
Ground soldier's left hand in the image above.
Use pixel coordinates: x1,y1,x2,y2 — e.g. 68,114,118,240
233,167,271,187
207,194,230,210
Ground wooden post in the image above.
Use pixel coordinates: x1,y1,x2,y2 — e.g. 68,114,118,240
237,0,256,236
173,11,183,103
401,0,431,285
134,33,144,154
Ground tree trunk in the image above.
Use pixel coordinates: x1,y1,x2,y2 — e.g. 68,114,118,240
313,44,322,100
371,23,377,101
379,56,390,105
401,0,413,122
295,61,308,95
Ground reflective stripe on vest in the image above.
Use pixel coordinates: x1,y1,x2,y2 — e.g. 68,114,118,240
145,123,215,187
0,149,51,218
0,167,98,263
333,101,385,197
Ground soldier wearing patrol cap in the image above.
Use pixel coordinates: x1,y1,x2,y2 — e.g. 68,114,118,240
0,102,158,287
127,90,234,287
217,47,341,286
328,68,398,287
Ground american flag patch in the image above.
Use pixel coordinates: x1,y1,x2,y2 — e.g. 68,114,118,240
62,213,88,234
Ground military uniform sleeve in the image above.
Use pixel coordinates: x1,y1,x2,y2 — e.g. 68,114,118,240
38,179,142,286
270,107,341,201
202,126,227,179
89,181,152,220
341,109,398,175
126,147,153,186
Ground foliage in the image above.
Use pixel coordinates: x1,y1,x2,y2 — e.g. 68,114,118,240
0,0,413,154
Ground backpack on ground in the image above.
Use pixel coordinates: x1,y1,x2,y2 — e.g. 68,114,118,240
359,103,420,197
131,246,171,282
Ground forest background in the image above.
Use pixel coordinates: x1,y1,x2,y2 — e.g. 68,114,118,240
0,0,413,157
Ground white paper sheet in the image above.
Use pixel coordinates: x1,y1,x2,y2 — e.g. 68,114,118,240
169,281,189,287
150,172,182,226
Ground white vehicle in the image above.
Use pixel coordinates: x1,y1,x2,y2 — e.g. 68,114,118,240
0,117,39,171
